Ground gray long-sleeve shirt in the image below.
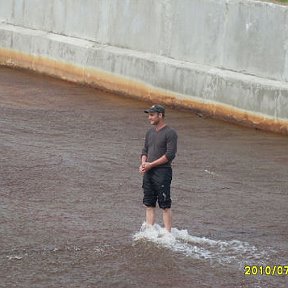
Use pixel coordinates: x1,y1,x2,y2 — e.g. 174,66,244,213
141,126,177,168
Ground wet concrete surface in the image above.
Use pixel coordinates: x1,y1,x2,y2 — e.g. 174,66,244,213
1,66,288,288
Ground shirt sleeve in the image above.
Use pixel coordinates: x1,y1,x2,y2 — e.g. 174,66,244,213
165,129,177,161
141,131,149,158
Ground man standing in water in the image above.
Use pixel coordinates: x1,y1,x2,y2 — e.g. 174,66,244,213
139,104,178,233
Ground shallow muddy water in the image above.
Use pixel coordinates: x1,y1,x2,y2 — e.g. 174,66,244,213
1,67,288,287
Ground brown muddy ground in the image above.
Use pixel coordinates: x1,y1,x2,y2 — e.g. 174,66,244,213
1,66,288,288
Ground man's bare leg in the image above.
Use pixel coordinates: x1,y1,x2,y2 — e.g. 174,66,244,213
145,207,156,226
163,208,172,232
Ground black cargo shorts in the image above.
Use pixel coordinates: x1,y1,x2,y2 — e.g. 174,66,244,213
142,167,172,209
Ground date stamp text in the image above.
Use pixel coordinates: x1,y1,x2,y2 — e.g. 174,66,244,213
244,265,288,276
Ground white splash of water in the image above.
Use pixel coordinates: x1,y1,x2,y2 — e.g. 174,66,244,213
133,222,269,267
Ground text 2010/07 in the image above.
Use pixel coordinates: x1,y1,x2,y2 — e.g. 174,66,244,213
244,265,288,276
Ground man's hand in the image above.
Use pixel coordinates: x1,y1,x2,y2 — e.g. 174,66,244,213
139,162,153,174
139,163,145,174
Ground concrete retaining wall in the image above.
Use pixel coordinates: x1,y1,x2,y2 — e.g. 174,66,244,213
0,0,288,133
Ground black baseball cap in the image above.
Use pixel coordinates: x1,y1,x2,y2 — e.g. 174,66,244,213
144,104,165,114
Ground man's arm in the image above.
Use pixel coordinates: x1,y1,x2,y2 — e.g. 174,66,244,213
165,129,177,162
142,155,168,172
141,154,148,164
139,131,149,173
